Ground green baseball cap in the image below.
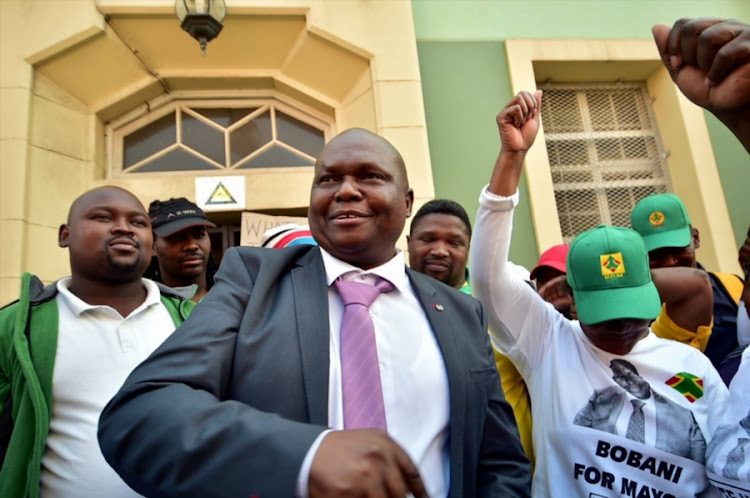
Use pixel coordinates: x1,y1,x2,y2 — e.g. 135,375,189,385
630,193,692,252
567,224,661,325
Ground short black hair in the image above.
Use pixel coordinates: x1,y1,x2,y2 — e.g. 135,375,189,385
610,359,640,376
409,199,472,237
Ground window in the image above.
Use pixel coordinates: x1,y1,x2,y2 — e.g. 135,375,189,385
109,99,331,174
539,82,672,243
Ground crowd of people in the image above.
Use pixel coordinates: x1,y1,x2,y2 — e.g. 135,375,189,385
0,16,747,498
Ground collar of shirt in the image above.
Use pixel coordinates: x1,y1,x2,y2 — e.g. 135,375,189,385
319,247,409,293
56,277,163,318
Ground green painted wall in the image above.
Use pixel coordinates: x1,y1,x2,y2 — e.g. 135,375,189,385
417,41,538,270
414,0,750,269
704,113,750,247
413,0,750,41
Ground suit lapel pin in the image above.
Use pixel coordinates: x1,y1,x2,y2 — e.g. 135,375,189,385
431,303,444,311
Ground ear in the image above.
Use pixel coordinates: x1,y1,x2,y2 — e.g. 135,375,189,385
404,188,414,217
406,234,411,244
692,227,700,249
58,224,70,248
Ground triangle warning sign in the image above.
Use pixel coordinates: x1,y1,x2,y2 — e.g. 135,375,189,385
206,182,237,205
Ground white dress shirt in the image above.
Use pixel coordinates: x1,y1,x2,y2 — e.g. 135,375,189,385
296,249,450,497
40,278,176,498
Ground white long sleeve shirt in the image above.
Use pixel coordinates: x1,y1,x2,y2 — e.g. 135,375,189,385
470,186,728,497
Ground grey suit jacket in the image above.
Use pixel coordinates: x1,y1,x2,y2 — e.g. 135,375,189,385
98,245,530,497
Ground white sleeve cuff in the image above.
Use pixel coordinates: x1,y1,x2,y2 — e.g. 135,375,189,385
295,429,333,497
479,185,520,211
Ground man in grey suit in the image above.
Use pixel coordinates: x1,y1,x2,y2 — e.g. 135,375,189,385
98,128,530,498
574,359,706,463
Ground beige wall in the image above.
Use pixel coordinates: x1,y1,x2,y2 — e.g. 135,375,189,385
0,0,432,302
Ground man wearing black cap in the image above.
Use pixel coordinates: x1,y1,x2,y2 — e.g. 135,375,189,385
147,198,217,303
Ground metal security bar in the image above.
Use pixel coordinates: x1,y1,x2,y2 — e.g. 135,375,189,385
539,82,672,243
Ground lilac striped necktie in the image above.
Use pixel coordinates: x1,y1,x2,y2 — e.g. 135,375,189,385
334,276,394,430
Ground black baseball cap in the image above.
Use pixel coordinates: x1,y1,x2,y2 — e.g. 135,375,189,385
148,197,216,237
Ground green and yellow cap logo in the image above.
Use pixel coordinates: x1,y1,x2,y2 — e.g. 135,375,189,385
648,211,665,227
600,252,625,279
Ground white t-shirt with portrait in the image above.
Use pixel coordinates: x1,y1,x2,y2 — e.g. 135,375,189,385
706,346,750,496
470,187,730,497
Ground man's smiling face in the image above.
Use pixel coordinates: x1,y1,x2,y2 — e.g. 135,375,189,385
309,129,413,270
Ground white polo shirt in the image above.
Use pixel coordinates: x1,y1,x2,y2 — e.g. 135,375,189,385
40,278,176,498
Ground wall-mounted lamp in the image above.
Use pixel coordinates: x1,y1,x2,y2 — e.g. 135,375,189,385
175,0,226,57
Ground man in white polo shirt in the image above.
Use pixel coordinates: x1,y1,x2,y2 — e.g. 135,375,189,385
0,186,194,498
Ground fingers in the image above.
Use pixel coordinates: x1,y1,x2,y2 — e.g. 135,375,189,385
676,18,725,68
652,24,670,60
705,34,750,85
666,18,691,69
657,17,750,85
652,24,676,78
308,429,425,498
393,443,428,498
534,89,543,112
498,91,540,128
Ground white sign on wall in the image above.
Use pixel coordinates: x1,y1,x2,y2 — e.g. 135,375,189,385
195,176,246,212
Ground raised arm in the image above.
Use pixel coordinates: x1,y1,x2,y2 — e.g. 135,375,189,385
488,91,544,197
471,91,554,364
652,18,750,153
651,267,713,330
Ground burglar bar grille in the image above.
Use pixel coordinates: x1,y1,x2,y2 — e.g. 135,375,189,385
539,82,672,243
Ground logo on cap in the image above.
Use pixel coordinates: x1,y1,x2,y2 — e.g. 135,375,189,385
648,211,665,227
600,253,625,279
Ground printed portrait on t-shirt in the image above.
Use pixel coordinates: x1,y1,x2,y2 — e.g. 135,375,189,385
719,411,750,481
573,359,707,463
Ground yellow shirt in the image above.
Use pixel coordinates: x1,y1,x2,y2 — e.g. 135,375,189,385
493,348,535,470
651,303,713,352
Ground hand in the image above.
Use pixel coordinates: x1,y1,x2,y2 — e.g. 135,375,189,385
496,90,543,154
652,18,750,114
308,430,428,498
537,274,574,313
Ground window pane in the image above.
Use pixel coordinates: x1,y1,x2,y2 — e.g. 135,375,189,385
555,189,601,241
182,114,225,165
276,111,324,158
230,111,272,164
588,89,648,131
193,108,258,128
547,140,589,167
541,83,671,240
543,90,583,133
606,184,668,229
124,112,176,167
136,148,217,172
239,145,314,169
